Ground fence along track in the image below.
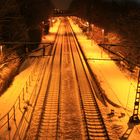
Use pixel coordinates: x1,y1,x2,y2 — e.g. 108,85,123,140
0,56,39,126
0,22,61,139
0,55,45,139
13,57,49,139
67,19,109,139
24,22,63,139
14,21,61,139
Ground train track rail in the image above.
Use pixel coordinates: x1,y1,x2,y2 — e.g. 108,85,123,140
66,19,109,139
18,18,109,139
0,22,59,139
24,22,63,139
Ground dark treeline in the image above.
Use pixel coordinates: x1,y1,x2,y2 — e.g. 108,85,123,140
0,0,140,52
0,0,53,51
69,0,140,66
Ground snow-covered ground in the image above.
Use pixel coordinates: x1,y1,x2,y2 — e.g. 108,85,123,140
0,20,59,114
0,20,60,140
69,18,140,139
0,17,140,139
69,18,138,112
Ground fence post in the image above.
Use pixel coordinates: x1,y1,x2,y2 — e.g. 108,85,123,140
26,82,28,93
31,73,33,81
13,106,16,121
7,113,11,130
23,88,25,100
29,76,31,86
32,69,35,79
19,96,21,110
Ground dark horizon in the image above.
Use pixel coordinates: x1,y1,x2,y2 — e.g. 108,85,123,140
51,0,73,10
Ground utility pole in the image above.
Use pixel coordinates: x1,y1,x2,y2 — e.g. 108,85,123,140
129,70,140,123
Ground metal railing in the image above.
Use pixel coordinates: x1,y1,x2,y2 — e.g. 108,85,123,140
0,57,39,132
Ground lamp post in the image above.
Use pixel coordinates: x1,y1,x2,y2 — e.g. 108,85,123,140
0,45,3,62
0,45,3,56
101,29,105,58
91,24,94,46
102,29,105,43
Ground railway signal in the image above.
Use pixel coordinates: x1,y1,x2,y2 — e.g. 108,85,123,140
129,70,140,123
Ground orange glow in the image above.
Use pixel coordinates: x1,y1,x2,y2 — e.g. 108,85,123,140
69,18,138,111
0,45,3,56
102,29,104,36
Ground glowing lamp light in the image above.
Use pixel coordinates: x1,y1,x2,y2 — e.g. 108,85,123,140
101,29,105,43
102,29,104,36
91,24,94,29
86,22,89,27
52,19,55,23
0,45,3,56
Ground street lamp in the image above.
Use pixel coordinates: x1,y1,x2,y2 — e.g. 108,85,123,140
102,29,105,43
101,29,105,58
91,24,94,46
0,45,3,56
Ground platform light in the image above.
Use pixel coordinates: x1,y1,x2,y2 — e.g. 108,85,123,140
102,29,104,37
0,45,3,56
52,19,55,23
91,24,94,29
86,22,89,27
102,29,105,43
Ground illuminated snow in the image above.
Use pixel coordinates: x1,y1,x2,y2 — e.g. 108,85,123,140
0,17,140,139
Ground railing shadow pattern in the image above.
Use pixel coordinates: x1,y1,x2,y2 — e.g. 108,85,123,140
0,57,40,135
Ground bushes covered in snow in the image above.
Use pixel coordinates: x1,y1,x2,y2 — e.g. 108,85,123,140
0,54,21,94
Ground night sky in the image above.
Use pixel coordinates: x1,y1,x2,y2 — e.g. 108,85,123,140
51,0,140,10
51,0,73,10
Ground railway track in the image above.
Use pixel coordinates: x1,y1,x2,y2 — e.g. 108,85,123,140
24,22,63,139
23,18,110,139
65,19,109,140
5,28,57,139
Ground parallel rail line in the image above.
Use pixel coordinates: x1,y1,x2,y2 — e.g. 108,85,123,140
24,22,63,139
25,18,110,139
0,24,58,139
0,18,110,139
67,19,109,139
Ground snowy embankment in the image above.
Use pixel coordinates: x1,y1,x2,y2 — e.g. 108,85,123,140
0,53,21,94
69,18,140,139
70,18,137,113
0,19,60,139
0,19,60,118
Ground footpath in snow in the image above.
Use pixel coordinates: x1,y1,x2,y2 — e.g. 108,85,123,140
69,19,138,115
